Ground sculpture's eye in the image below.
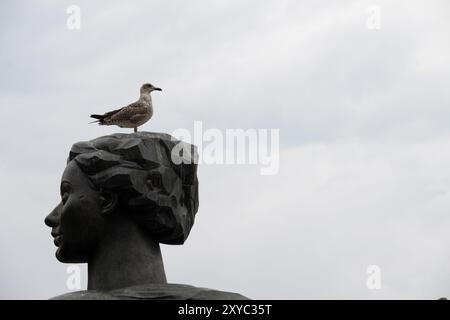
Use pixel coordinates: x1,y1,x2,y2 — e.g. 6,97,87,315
60,182,72,205
61,193,69,205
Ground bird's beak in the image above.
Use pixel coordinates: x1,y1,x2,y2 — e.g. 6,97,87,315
154,87,162,91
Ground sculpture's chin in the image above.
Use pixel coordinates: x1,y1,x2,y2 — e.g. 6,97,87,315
55,247,66,262
55,246,86,263
55,248,64,262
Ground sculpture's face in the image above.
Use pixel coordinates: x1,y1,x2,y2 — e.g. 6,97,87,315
45,161,106,263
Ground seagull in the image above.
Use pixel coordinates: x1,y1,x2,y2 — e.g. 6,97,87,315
90,83,162,133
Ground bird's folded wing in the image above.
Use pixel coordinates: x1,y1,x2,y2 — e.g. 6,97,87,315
109,101,147,121
103,107,124,118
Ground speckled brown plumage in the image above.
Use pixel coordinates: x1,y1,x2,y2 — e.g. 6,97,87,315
90,83,162,132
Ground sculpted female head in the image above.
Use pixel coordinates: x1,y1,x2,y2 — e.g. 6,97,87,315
44,133,199,263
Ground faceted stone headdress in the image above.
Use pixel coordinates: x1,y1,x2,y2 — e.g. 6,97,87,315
68,132,199,245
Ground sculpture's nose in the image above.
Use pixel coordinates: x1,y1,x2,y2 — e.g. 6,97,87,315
45,203,61,228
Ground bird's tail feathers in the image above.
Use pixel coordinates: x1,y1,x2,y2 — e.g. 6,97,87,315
90,114,105,120
89,114,106,125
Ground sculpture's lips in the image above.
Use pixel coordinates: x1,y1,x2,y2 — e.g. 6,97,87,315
53,235,62,247
51,230,61,238
52,230,62,247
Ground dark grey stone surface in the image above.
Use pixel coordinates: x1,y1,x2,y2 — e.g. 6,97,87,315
44,132,248,300
51,283,248,300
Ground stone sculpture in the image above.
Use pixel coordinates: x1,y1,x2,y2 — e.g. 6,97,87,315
44,132,248,300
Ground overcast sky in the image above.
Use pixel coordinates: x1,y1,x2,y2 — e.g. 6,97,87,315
1,0,450,299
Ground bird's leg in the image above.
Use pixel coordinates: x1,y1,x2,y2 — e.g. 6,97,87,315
134,127,137,133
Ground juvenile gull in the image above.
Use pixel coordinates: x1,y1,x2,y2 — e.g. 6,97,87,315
90,83,162,133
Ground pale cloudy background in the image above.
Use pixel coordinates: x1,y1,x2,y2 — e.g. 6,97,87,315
1,0,449,299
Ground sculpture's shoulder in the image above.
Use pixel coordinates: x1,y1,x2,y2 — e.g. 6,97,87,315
50,291,120,300
50,283,250,300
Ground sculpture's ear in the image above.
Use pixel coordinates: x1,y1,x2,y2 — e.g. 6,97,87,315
99,190,118,216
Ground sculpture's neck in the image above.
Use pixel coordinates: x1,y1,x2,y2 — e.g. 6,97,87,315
87,214,167,291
